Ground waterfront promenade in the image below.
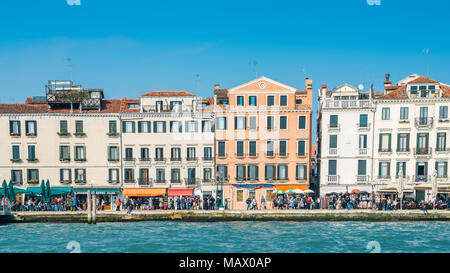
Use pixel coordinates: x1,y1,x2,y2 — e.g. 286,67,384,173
10,209,450,223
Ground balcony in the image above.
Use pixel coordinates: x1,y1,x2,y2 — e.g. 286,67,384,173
277,177,289,182
170,157,181,162
297,152,307,157
329,148,337,155
140,157,151,162
25,132,37,137
202,156,213,161
328,124,340,131
60,179,72,185
108,179,120,184
414,147,432,156
171,179,182,184
74,132,86,137
12,180,23,186
358,148,367,155
123,157,135,162
138,178,151,186
154,157,166,163
74,158,86,162
357,123,370,130
124,179,135,184
60,157,71,163
415,117,433,128
27,179,39,184
435,147,450,154
248,153,258,158
185,178,199,185
356,175,369,183
247,177,259,182
327,175,339,184
108,158,120,163
378,148,392,154
413,175,431,183
186,157,198,162
324,99,374,109
202,179,213,184
10,158,22,163
154,179,166,183
57,131,71,137
396,147,410,154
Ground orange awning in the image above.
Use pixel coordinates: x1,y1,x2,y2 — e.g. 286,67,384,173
275,185,308,191
167,189,194,197
123,188,166,197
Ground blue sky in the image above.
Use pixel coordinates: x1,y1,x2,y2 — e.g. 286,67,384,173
0,0,449,141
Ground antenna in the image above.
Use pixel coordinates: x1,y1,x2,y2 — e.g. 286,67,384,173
195,74,200,92
250,61,258,78
423,48,430,76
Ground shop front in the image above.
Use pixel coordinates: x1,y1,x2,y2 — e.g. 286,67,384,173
167,189,194,210
73,187,121,211
227,184,274,210
122,188,167,210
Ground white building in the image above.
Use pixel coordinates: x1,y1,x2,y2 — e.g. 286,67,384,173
373,74,450,201
318,83,376,195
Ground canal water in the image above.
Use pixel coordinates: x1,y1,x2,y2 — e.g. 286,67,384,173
0,221,448,253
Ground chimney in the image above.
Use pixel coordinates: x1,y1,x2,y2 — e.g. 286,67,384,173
214,84,220,91
305,78,313,90
384,73,392,89
320,84,327,98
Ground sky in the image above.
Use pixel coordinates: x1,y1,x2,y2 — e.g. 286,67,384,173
0,0,449,141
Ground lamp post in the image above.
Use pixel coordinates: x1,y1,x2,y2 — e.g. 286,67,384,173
216,169,226,209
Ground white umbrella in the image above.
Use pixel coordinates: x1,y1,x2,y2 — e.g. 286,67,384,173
293,189,304,194
432,171,438,209
303,189,314,194
397,170,404,210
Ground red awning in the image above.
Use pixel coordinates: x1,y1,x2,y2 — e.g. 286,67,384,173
167,189,193,197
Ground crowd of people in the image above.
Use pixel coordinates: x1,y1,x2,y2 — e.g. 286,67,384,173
121,195,223,213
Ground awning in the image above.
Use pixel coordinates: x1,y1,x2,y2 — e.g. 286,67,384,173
26,187,43,195
0,188,28,195
276,185,308,191
74,188,120,195
234,184,274,188
168,189,193,197
123,188,166,197
50,187,72,195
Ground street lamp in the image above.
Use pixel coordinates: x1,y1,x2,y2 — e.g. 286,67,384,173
216,169,226,209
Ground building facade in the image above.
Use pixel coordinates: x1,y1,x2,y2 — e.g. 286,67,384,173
373,74,450,201
213,76,313,209
318,83,376,196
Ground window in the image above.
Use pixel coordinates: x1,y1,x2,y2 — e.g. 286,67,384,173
396,162,406,178
236,165,246,181
329,135,337,149
9,121,21,136
170,121,182,133
122,121,135,133
379,162,390,178
296,99,302,105
185,121,198,132
124,147,133,160
419,107,428,125
171,147,181,160
169,101,181,111
140,168,149,182
400,107,409,120
267,95,275,106
359,135,367,149
155,147,164,160
416,162,428,180
11,170,22,184
155,101,163,112
217,165,228,180
296,165,307,180
436,162,448,178
397,133,410,152
187,147,196,160
75,169,86,183
124,168,134,182
436,133,447,151
267,116,274,130
236,190,243,202
279,140,287,156
12,146,20,161
156,168,165,182
265,165,276,180
330,115,338,128
60,169,71,183
140,147,150,160
440,106,448,119
171,168,181,182
419,86,428,97
60,145,70,161
25,121,37,136
266,140,274,156
218,141,226,157
187,168,196,182
217,117,227,130
382,107,390,120
138,121,151,133
203,168,212,182
249,116,257,130
202,120,214,132
280,95,288,106
277,165,288,180
108,169,119,183
328,160,337,175
248,165,258,181
249,96,257,106
153,121,166,133
280,116,287,130
27,145,36,161
236,141,244,157
60,120,68,134
249,141,257,157
379,133,391,152
234,117,246,130
237,96,244,106
109,120,118,134
27,169,39,183
358,160,366,175
203,147,212,160
75,120,84,135
298,116,306,129
359,114,368,127
75,146,86,161
266,190,273,202
417,133,429,153
297,140,306,156
249,190,256,199
108,146,119,161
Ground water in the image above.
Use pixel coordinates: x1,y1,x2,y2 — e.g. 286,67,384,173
0,221,448,253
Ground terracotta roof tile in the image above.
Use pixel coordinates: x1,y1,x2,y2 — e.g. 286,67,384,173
0,103,48,114
441,84,450,97
142,91,194,97
378,85,407,99
407,76,439,84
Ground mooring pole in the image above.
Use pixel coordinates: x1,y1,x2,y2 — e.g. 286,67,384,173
87,190,92,224
92,193,97,224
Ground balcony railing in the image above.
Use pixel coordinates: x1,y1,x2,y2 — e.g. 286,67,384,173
358,148,367,155
329,148,337,155
60,180,72,184
203,156,213,161
414,147,432,155
396,147,410,153
154,179,166,183
327,175,339,184
57,131,71,137
154,157,165,162
413,175,431,183
108,179,120,184
140,157,151,162
356,175,369,183
378,148,392,153
328,124,340,130
324,99,374,109
11,158,22,163
138,178,151,186
12,180,23,186
435,147,450,153
170,157,181,162
415,117,433,127
124,157,135,162
186,157,198,161
108,158,120,162
185,178,199,185
124,179,135,183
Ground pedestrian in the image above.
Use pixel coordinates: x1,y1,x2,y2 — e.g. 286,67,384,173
261,195,266,210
